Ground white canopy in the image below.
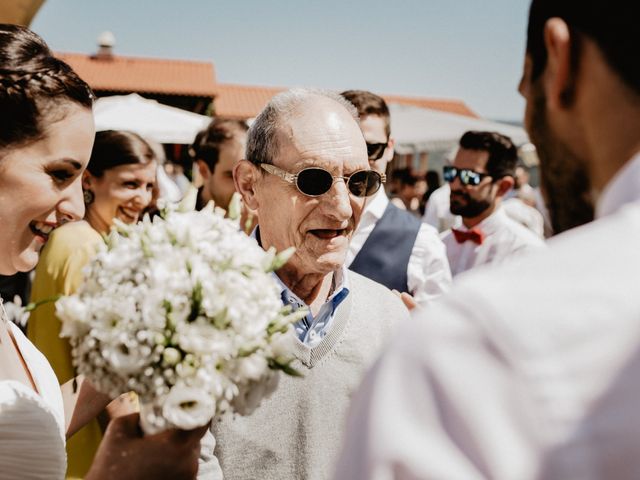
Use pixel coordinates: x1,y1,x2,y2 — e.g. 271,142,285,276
389,103,529,154
94,94,211,144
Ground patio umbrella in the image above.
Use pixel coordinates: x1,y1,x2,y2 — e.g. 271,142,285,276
389,103,529,154
94,94,211,144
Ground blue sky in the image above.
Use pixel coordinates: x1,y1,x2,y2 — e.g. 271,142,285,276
31,0,532,121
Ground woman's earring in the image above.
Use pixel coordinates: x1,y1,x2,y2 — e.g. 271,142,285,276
83,189,95,205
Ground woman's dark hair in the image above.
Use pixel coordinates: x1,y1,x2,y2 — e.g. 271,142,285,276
189,119,248,172
0,24,94,150
88,130,157,177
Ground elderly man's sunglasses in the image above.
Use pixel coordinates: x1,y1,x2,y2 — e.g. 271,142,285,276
260,163,385,197
443,166,488,186
366,142,388,161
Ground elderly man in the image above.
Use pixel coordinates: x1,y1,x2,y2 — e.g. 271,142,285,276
336,0,640,478
205,89,408,480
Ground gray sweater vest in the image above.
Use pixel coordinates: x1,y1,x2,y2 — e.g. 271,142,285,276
211,272,409,480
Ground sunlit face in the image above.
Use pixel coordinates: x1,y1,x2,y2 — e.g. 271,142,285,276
449,148,498,218
0,104,95,275
201,133,245,210
359,114,393,175
84,161,157,233
519,54,594,233
254,98,369,279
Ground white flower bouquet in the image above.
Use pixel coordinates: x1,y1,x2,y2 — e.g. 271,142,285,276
1,295,30,328
56,196,303,434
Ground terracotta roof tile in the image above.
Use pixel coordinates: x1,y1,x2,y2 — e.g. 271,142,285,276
214,84,478,119
213,84,285,119
382,94,478,118
57,52,218,97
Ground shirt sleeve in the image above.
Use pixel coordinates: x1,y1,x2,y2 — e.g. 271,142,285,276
334,300,544,480
422,197,440,229
406,224,452,307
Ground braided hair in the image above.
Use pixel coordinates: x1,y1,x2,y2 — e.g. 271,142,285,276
0,24,94,150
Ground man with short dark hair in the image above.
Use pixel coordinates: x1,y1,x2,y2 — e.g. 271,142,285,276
335,0,640,478
441,130,544,276
341,90,451,305
190,118,248,211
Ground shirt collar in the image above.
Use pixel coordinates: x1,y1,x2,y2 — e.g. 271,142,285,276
596,152,640,219
274,264,350,310
362,188,389,220
459,206,508,235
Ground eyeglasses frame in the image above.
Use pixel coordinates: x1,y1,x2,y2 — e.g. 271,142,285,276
442,165,491,187
259,163,386,198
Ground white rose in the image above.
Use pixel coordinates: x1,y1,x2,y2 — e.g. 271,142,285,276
102,341,148,375
56,296,90,338
162,385,215,430
177,322,233,356
237,354,268,381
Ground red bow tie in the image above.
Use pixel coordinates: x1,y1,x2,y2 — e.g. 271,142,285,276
452,227,485,245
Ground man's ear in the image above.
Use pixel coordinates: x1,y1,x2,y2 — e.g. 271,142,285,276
496,176,515,198
543,17,574,111
233,160,260,210
196,160,211,180
387,136,396,158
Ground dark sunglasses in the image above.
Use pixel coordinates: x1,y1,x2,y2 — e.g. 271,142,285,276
260,163,385,197
443,166,489,186
366,142,388,161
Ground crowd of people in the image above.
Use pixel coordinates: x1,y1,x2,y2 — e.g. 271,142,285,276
1,0,639,478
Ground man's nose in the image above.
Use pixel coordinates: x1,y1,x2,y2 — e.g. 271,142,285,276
450,175,464,190
321,180,353,221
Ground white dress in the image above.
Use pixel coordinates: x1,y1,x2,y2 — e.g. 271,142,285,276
0,304,67,480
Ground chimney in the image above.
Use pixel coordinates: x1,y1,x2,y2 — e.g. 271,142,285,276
94,31,115,60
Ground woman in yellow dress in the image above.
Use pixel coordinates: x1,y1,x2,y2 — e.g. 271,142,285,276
28,130,158,478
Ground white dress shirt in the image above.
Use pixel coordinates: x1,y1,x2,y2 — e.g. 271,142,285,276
346,189,452,306
503,197,545,238
334,154,640,480
441,205,545,277
422,183,459,232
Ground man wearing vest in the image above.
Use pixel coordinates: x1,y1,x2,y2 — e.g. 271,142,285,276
440,130,544,277
341,90,452,306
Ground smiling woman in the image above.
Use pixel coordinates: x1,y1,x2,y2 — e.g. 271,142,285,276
27,129,158,477
0,23,205,480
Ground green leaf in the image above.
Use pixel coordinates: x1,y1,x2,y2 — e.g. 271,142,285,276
269,358,303,377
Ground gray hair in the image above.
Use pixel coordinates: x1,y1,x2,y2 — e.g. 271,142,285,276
246,88,359,165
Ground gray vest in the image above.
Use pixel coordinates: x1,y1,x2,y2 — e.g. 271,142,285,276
349,202,421,292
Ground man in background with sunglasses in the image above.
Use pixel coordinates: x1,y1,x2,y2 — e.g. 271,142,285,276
441,130,544,277
341,90,451,307
206,88,409,480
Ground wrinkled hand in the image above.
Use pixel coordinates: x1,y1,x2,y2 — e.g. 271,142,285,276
86,412,208,480
392,290,418,311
